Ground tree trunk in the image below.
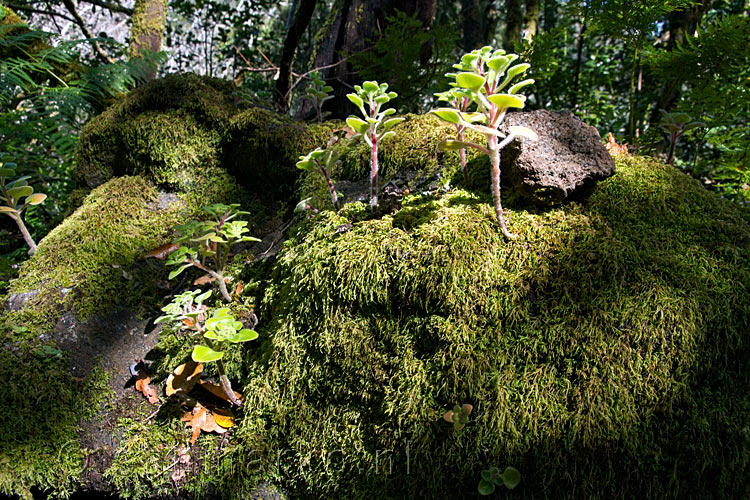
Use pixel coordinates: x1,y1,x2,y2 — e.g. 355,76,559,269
503,0,523,48
648,0,710,127
524,0,540,40
274,0,318,112
461,0,497,51
128,0,167,80
570,21,586,109
307,0,437,119
542,0,556,31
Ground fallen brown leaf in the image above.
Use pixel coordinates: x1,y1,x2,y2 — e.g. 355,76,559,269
213,408,236,429
198,379,243,404
193,274,215,286
144,243,180,260
135,373,159,404
166,361,203,397
181,404,228,445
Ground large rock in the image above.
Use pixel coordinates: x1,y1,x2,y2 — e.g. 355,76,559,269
501,110,615,205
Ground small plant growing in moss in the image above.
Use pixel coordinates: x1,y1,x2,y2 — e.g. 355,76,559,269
156,292,257,407
432,46,537,239
0,159,47,255
297,147,341,210
304,71,334,122
478,466,521,495
166,204,260,302
443,403,473,431
346,81,404,208
658,110,706,165
434,87,474,186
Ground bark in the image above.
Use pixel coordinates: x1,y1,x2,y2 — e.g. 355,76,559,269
524,0,540,40
461,0,496,51
274,0,318,112
503,0,523,48
648,0,711,127
307,0,437,119
128,0,167,80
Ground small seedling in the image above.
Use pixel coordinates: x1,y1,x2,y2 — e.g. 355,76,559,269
297,147,341,210
156,292,257,407
0,159,47,254
432,46,537,239
166,204,260,303
443,403,473,431
434,87,474,186
658,110,705,165
346,81,404,208
478,466,521,495
305,71,334,122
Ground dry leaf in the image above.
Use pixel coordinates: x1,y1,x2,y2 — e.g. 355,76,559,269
171,468,186,483
166,361,203,397
181,404,227,445
193,274,216,286
234,282,244,297
135,373,159,404
212,408,236,429
182,405,208,444
145,243,180,260
604,132,628,156
198,379,243,404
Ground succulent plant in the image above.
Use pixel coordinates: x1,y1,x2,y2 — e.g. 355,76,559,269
0,158,47,255
305,71,334,123
346,81,404,208
434,87,474,186
478,466,521,495
658,110,706,165
432,46,537,239
297,147,341,210
443,403,473,431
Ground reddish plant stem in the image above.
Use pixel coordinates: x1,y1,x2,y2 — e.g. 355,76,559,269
457,128,469,186
371,133,379,208
321,167,339,209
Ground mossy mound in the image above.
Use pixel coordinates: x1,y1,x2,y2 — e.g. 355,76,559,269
213,155,747,499
75,73,328,203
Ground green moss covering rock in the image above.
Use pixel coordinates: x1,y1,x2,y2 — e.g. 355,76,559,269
207,155,746,499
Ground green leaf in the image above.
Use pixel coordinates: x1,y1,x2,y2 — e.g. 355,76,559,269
380,131,396,142
488,94,525,109
456,72,486,91
478,479,495,496
500,466,521,489
374,95,389,104
192,345,223,363
296,160,316,170
231,329,258,342
168,264,191,279
438,140,471,151
25,193,47,205
0,168,15,178
346,117,370,135
487,56,509,72
382,117,404,130
508,78,535,94
8,186,33,200
506,63,530,80
362,81,379,93
346,93,364,108
430,108,461,124
480,470,494,482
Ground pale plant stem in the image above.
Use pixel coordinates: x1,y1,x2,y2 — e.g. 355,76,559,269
12,213,38,254
321,167,339,209
488,135,516,240
458,128,469,186
370,133,379,207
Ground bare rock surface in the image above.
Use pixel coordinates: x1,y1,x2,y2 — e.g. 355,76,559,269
501,110,616,205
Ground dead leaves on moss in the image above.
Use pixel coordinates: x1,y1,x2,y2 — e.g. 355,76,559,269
131,360,159,404
181,403,235,445
166,361,203,397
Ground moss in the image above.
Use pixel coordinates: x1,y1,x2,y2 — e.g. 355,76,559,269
204,155,749,499
2,176,182,335
0,350,111,499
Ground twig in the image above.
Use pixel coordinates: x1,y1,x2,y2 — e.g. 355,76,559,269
78,0,133,15
61,0,115,64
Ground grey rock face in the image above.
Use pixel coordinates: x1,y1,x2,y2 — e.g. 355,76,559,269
501,110,616,205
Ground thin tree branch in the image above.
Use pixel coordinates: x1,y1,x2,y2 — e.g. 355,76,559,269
78,0,133,15
5,4,76,23
61,0,115,64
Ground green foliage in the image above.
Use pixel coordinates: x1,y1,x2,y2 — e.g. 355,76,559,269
166,203,260,302
194,307,258,362
346,81,404,207
304,71,333,122
296,147,341,210
350,10,458,113
478,466,521,495
432,46,536,238
443,403,473,431
0,155,46,253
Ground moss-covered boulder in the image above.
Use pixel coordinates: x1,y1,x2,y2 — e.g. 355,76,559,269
75,73,330,203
